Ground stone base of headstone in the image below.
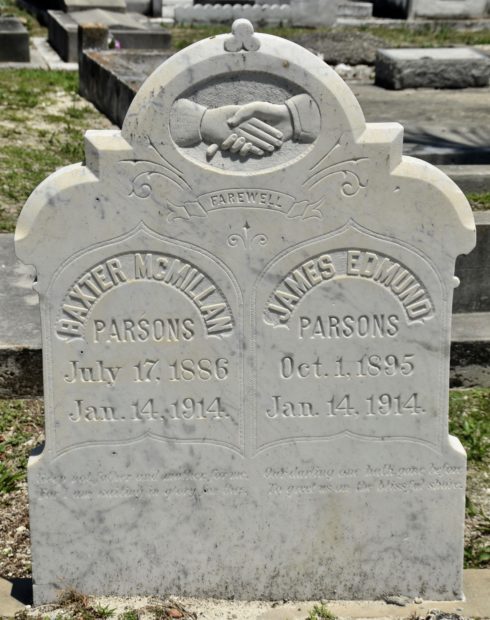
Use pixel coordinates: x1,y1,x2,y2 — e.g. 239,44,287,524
0,17,30,62
48,9,171,62
375,48,490,90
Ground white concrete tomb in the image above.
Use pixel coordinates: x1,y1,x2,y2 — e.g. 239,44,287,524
16,19,475,605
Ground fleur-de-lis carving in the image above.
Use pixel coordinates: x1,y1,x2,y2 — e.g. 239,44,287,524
227,222,268,249
224,19,260,52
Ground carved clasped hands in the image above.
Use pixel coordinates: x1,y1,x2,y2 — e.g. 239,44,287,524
170,95,319,161
201,103,290,160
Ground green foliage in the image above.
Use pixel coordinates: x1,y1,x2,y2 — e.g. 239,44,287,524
464,507,490,568
358,23,490,46
0,461,22,493
465,539,490,566
0,399,44,483
464,492,490,568
306,604,337,620
449,389,490,462
91,605,116,618
170,23,490,51
467,192,490,211
449,390,490,568
0,70,109,232
55,590,117,619
0,70,78,109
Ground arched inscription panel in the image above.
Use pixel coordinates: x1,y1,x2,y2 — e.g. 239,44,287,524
253,224,445,453
45,226,244,456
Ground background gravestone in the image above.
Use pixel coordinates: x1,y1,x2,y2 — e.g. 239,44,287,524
0,17,30,63
17,18,475,605
47,9,171,62
373,0,489,17
174,0,339,26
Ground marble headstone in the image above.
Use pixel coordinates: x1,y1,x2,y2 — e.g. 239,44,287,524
17,19,475,605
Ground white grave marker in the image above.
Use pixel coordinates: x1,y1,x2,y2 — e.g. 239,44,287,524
16,19,475,604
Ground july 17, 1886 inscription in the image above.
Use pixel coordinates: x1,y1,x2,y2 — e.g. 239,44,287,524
16,19,475,604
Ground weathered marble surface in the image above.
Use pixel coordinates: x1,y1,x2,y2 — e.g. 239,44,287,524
17,19,475,605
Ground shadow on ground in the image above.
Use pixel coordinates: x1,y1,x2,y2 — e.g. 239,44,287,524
10,578,33,605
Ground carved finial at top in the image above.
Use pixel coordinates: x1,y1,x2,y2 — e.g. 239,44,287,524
224,19,260,52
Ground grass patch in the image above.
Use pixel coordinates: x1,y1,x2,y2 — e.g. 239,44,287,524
357,23,490,47
449,389,490,462
54,590,117,619
468,192,490,211
306,603,337,620
0,69,78,110
450,389,490,568
0,399,44,488
169,23,490,51
0,461,22,494
0,69,111,232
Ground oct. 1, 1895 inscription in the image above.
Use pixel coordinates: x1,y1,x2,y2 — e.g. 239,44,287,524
17,18,475,604
254,225,442,451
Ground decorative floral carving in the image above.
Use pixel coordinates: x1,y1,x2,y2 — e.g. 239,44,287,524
227,222,268,249
124,137,192,199
304,140,369,198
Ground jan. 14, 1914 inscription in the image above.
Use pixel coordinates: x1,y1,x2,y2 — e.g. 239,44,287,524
17,19,475,604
